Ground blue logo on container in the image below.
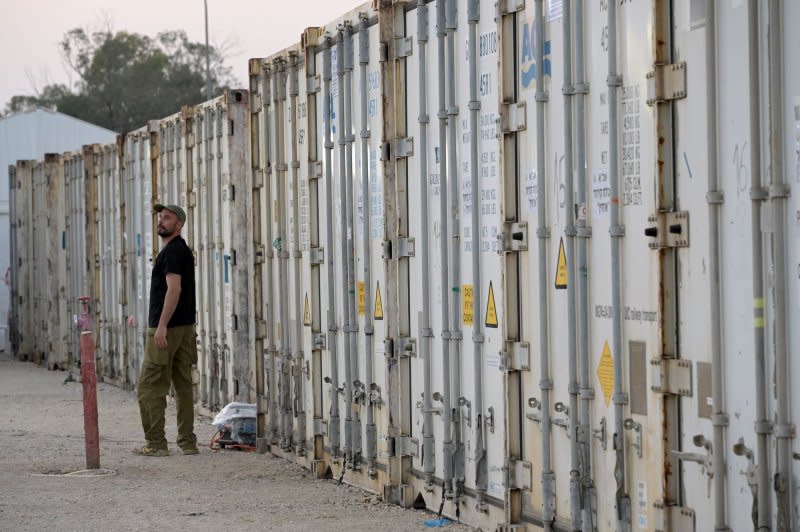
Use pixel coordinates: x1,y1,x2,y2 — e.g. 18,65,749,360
520,21,551,88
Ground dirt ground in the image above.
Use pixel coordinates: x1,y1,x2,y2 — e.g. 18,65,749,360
0,352,473,532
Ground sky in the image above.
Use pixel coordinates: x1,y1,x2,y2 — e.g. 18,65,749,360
0,0,365,111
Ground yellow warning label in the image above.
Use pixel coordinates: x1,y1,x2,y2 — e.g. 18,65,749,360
303,293,311,327
485,281,498,328
462,284,474,326
374,281,383,320
597,340,614,407
555,237,567,289
358,281,366,316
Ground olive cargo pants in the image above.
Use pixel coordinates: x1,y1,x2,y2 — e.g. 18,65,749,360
137,324,198,451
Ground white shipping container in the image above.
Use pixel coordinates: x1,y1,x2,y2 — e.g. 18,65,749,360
9,1,800,529
96,143,126,383
190,91,253,411
9,160,34,361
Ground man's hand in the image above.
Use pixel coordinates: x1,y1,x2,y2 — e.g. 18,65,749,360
154,325,168,349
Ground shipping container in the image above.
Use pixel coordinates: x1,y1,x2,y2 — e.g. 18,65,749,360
9,1,800,530
95,142,127,383
9,160,34,360
63,150,87,366
188,91,253,412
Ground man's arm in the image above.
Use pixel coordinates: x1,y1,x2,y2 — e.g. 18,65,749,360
154,273,181,348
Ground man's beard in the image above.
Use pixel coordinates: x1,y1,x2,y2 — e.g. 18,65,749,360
157,226,174,237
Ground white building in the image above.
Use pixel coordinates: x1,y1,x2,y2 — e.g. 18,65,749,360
0,109,116,351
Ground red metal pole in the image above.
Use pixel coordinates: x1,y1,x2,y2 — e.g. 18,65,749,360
78,296,100,469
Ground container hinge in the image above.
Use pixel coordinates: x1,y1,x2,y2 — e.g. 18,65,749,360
646,62,687,106
310,247,325,265
313,418,328,436
650,358,693,396
257,394,269,413
254,244,266,264
306,75,321,94
393,137,415,159
313,333,326,350
251,94,263,112
644,211,689,249
653,501,695,532
499,341,530,371
394,36,414,59
383,237,415,259
501,221,528,252
309,161,323,180
396,237,415,257
506,459,532,491
396,436,419,457
499,0,525,15
254,169,265,189
396,336,417,358
500,101,527,133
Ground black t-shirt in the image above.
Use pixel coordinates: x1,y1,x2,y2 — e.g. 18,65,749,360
148,236,196,328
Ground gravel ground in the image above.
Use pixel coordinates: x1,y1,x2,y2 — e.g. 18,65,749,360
0,352,473,532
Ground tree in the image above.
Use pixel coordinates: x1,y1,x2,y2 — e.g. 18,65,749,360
4,28,236,133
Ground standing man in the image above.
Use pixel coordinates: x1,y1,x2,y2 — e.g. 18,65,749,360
135,204,198,456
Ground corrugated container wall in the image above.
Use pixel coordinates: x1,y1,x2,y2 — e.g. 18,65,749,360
9,1,800,530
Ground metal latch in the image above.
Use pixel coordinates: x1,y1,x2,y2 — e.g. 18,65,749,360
257,394,269,412
306,75,321,94
499,341,530,371
502,221,528,252
499,0,525,15
653,501,695,532
396,237,415,258
501,101,527,133
646,62,687,105
393,137,414,159
309,247,325,265
251,93,263,112
254,244,266,264
312,333,326,349
313,418,328,436
396,436,419,457
253,168,264,189
394,36,413,59
382,237,415,259
506,459,532,490
644,211,689,249
650,358,692,396
309,161,323,180
396,336,417,358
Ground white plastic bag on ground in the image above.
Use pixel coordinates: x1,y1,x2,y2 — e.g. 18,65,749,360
212,402,257,447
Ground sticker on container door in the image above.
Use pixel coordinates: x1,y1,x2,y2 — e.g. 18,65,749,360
592,169,610,218
484,281,497,328
555,237,567,289
462,284,474,326
358,281,365,316
597,340,614,407
303,293,311,327
374,281,383,320
637,480,648,530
